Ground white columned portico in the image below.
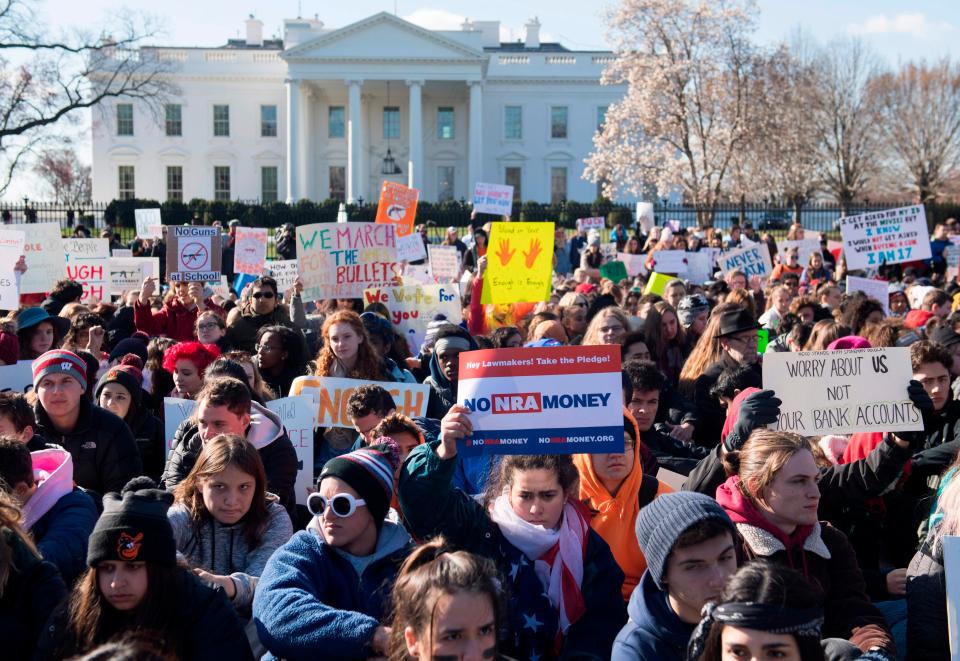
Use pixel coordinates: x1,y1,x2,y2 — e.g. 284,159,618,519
468,81,483,196
285,78,301,202
407,80,423,190
347,79,364,203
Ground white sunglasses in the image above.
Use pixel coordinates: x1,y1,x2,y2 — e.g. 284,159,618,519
307,492,366,518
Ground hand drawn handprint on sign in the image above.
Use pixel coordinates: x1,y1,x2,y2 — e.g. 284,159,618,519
522,239,542,268
496,239,516,266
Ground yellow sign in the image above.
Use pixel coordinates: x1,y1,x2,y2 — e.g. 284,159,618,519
644,272,677,296
481,222,554,304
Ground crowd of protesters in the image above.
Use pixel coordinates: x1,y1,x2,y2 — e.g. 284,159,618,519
0,215,959,660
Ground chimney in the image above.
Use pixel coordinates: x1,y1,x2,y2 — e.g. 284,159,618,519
245,14,264,47
524,17,541,49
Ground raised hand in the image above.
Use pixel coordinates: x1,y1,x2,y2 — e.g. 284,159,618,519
139,276,157,305
496,239,516,266
523,238,543,268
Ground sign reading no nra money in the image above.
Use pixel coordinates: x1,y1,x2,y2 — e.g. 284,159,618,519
762,347,921,437
456,345,624,456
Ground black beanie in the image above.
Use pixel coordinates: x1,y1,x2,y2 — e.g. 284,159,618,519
318,439,400,527
94,365,143,410
87,477,176,568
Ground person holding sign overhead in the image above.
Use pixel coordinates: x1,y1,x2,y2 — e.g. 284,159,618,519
134,276,224,343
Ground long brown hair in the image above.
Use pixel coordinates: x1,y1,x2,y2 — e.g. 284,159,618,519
314,310,383,379
174,434,270,548
0,490,39,595
644,301,687,355
678,303,741,397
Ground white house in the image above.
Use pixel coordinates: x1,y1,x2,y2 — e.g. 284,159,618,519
90,12,628,205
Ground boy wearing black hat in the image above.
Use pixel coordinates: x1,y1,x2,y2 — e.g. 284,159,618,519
253,441,413,660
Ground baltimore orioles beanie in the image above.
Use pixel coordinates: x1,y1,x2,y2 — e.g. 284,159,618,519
87,476,176,568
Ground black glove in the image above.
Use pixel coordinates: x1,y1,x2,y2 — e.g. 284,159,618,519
723,389,782,452
895,379,935,447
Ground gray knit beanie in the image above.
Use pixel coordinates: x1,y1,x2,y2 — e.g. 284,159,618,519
677,294,710,328
635,491,736,590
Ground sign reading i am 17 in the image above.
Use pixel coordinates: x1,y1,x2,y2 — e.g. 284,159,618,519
838,205,933,270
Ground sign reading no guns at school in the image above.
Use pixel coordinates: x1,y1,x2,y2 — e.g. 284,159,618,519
762,347,921,437
456,345,624,456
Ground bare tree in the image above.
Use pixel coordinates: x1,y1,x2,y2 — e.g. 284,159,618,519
0,0,177,196
33,146,91,205
871,58,960,204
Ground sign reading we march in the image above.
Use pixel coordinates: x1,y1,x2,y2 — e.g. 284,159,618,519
763,347,921,437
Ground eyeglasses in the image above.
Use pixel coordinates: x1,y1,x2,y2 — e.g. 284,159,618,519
252,291,275,299
197,322,221,331
307,492,366,518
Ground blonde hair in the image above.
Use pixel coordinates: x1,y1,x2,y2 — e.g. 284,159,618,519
581,307,632,346
722,430,815,507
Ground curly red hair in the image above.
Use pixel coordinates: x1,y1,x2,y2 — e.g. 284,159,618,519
162,341,220,375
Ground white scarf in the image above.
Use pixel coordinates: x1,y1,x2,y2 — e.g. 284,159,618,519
491,494,560,561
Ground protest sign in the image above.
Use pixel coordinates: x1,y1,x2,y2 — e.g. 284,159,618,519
110,257,159,296
289,376,430,428
20,222,66,294
296,222,400,302
666,219,682,233
846,276,889,314
163,398,196,453
685,251,715,285
0,361,33,394
617,252,647,277
947,245,960,282
480,222,554,304
428,244,460,282
266,259,300,292
599,261,628,283
112,248,132,258
838,205,932,270
403,262,434,285
762,347,921,437
364,284,462,354
600,242,617,263
456,345,624,456
636,203,654,232
166,226,222,282
134,208,163,239
644,272,677,296
64,238,110,302
473,182,514,217
944,536,960,657
718,243,772,279
576,217,605,232
0,229,25,309
234,227,268,275
266,396,316,506
779,239,821,266
650,250,688,274
375,181,419,237
396,232,427,262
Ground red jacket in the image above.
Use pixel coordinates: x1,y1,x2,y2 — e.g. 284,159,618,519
134,298,224,342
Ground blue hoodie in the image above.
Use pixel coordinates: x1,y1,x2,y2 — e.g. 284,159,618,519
612,571,695,661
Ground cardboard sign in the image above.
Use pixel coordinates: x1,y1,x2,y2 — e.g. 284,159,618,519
135,208,163,239
480,222,554,305
636,202,654,232
617,252,648,277
397,233,427,262
289,376,430,429
0,361,34,394
577,217,605,232
473,182,514,217
266,259,300,292
296,222,400,302
266,396,317,506
456,345,624,455
0,229,25,309
762,347,921,437
944,535,960,657
234,227,268,275
779,239,821,267
163,398,196,453
650,250,688,274
166,226,222,282
685,251,716,285
64,238,110,302
599,261,628,282
428,244,460,282
839,205,932,270
364,284,463,354
110,257,159,296
718,243,772,279
20,222,66,294
375,181,419,237
846,276,889,315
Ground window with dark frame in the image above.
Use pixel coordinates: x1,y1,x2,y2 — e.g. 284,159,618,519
166,166,183,202
117,104,134,136
214,166,231,201
261,105,278,137
118,165,135,199
165,104,182,136
261,166,278,203
213,105,230,137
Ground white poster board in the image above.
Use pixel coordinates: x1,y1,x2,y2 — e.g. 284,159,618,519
650,250,688,274
0,229,25,309
846,276,890,315
684,251,715,285
396,232,427,262
838,205,932,270
266,259,300,293
110,257,159,296
266,396,317,506
636,202,654,232
20,223,66,294
290,376,430,429
617,252,648,278
779,239,821,267
64,238,110,302
403,263,434,285
135,209,163,239
577,217,605,232
718,243,773,279
763,347,921,437
0,361,34,393
600,242,617,263
473,182,514,217
163,398,196,454
234,227,268,275
428,244,461,282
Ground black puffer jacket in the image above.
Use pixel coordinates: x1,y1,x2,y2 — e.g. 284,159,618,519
33,399,142,496
128,403,165,482
906,526,948,660
160,401,298,520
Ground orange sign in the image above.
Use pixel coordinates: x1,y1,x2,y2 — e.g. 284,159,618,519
375,181,419,237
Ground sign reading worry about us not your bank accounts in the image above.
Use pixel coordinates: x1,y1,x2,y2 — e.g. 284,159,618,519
456,345,624,456
762,347,921,437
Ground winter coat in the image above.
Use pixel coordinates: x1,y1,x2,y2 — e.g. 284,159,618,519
612,571,694,661
160,401,299,521
640,426,708,476
423,335,478,419
127,403,165,482
169,498,293,611
0,528,67,661
35,567,253,661
693,360,761,447
33,399,142,497
398,442,627,660
906,526,948,660
225,305,296,353
133,297,224,342
252,525,413,661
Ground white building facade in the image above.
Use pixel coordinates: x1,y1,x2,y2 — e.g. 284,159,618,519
91,12,628,205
